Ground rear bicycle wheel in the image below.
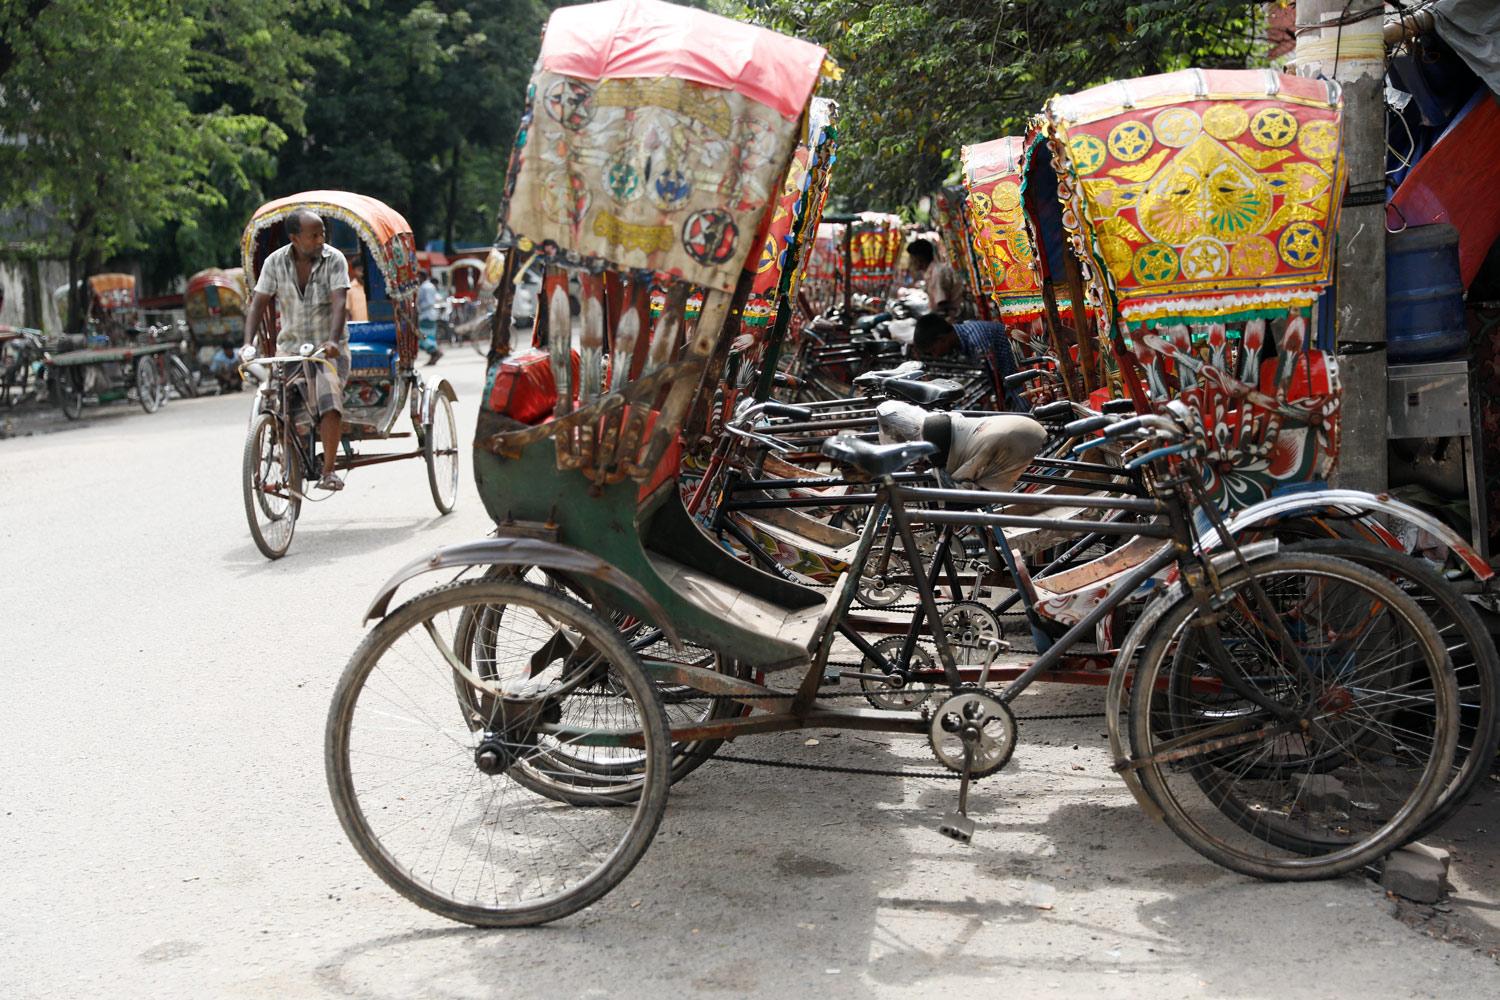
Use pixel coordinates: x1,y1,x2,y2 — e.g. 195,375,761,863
167,353,197,399
1129,552,1457,880
136,357,166,413
52,366,84,419
423,390,459,514
326,578,670,927
454,568,747,804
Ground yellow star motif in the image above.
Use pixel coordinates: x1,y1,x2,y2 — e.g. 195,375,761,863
1251,108,1299,148
1108,121,1154,163
1068,134,1107,175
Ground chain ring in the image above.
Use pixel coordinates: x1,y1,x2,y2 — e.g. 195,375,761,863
928,690,1017,777
859,635,936,711
855,569,909,609
939,600,1005,668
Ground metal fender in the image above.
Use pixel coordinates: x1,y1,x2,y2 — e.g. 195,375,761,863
1208,488,1492,583
1103,539,1281,823
420,377,457,425
363,535,681,648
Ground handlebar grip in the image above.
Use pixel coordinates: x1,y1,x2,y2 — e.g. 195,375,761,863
1004,369,1045,389
1125,442,1195,470
1071,435,1112,456
1030,400,1074,422
1103,417,1147,439
1017,355,1051,366
772,372,799,387
760,402,814,421
1101,399,1138,415
1062,414,1115,437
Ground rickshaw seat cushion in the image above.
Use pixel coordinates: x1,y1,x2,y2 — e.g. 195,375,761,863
347,321,398,347
486,347,579,425
346,342,397,379
821,433,937,478
925,412,1047,492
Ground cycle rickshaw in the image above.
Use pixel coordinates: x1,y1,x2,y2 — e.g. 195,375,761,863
240,190,460,559
325,2,1471,928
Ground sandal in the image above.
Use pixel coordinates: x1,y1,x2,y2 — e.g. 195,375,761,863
317,473,344,492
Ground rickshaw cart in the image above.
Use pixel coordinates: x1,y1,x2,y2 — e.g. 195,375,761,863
239,190,460,559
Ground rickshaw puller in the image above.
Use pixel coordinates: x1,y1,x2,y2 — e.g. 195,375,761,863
241,209,351,492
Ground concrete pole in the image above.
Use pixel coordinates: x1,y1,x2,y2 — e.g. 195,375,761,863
1295,0,1387,493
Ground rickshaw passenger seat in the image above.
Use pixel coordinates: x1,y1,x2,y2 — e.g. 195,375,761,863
347,321,398,347
821,434,937,478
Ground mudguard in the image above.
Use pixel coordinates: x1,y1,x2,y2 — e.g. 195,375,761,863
1103,539,1281,822
362,535,681,648
1211,488,1492,583
414,377,457,425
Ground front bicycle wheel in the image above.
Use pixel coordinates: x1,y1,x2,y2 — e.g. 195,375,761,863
242,412,301,559
1128,552,1457,880
1287,538,1500,839
326,579,670,927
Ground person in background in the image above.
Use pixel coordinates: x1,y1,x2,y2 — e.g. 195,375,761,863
912,312,962,360
240,208,351,491
346,259,369,323
906,237,965,321
417,269,442,365
209,336,242,392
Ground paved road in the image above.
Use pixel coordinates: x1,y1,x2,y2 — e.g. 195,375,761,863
3,354,1498,998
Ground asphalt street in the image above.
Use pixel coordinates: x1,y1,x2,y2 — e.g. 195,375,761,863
3,352,1498,998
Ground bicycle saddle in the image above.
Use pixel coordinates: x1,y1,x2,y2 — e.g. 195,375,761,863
882,377,963,407
821,433,938,478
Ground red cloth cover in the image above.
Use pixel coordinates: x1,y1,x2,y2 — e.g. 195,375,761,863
487,348,579,425
538,0,826,121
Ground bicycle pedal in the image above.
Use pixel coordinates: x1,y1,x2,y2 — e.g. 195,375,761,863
938,811,975,844
819,671,841,687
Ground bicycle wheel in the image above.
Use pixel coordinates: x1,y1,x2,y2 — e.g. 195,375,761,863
167,354,197,399
135,357,166,413
326,578,670,927
1287,539,1500,838
242,412,301,559
1128,552,1457,880
423,391,459,515
455,568,747,804
52,366,84,419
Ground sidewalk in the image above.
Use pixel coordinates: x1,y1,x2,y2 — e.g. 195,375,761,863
1401,776,1500,959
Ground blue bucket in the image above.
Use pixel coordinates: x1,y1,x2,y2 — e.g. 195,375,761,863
1386,223,1467,363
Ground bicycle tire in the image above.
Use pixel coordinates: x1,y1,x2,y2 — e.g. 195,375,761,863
1128,552,1457,880
326,578,670,927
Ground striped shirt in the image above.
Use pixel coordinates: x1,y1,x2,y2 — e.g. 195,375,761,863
254,243,351,354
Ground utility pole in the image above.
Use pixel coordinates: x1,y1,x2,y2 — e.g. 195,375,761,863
1294,0,1387,493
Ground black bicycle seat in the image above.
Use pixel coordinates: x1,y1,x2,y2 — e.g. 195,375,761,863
821,434,938,478
882,377,963,407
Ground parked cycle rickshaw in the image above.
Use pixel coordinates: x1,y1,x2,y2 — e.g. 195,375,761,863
239,190,460,559
184,267,247,368
325,3,1473,929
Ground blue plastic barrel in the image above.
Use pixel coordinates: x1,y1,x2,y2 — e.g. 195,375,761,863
1386,223,1467,363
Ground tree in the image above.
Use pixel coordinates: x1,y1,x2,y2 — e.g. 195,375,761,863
0,0,347,325
274,0,555,253
734,0,1264,209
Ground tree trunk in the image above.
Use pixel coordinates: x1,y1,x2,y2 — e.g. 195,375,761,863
443,142,462,255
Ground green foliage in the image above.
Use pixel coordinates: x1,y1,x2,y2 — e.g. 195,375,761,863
0,0,348,318
736,0,1262,208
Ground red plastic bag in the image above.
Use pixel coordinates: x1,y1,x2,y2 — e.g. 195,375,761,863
487,348,579,425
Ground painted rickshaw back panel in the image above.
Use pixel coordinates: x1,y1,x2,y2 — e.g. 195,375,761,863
479,0,830,666
1038,69,1346,511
